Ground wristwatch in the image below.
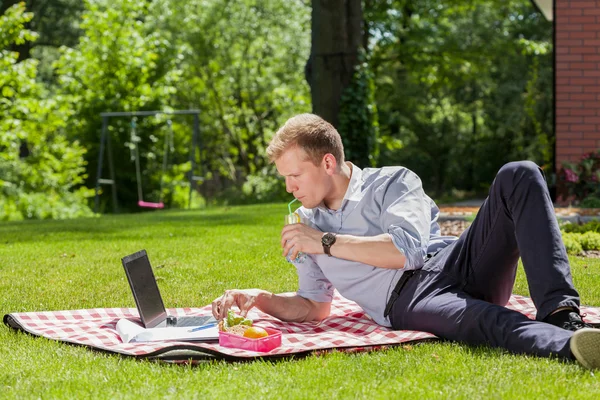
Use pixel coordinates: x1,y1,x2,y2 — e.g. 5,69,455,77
321,232,337,256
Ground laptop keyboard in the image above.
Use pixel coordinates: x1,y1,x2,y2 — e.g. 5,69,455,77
174,316,214,327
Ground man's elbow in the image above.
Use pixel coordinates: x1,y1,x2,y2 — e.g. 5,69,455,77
380,255,406,270
314,304,331,321
383,240,408,269
305,301,331,322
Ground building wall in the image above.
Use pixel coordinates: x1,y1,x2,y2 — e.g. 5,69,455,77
555,0,600,171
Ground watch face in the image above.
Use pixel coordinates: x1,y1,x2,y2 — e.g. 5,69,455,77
322,233,336,246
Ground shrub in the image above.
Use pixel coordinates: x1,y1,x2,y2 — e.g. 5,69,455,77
562,232,583,255
0,4,93,221
558,150,600,205
561,230,600,254
580,196,600,209
562,221,600,234
580,231,600,251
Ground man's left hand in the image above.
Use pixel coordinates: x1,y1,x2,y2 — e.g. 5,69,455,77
281,223,324,260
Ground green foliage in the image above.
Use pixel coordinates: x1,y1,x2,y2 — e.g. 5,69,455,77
561,221,600,254
580,231,600,251
50,0,310,210
0,3,93,221
53,0,186,211
558,150,600,206
561,233,583,255
167,0,311,194
2,0,86,83
580,196,600,209
241,165,288,204
561,229,600,254
368,0,553,196
338,50,380,168
1,0,562,213
562,221,600,234
153,159,204,209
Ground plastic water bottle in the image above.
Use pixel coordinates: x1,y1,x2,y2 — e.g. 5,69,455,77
284,213,306,263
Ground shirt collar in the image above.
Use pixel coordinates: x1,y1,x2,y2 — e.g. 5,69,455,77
316,162,362,213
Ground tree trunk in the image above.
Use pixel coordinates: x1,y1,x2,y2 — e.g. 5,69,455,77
306,0,362,128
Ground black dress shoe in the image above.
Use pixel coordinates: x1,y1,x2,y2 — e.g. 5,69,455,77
544,309,594,331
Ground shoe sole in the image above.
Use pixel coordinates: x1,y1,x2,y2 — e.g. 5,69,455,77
570,328,600,370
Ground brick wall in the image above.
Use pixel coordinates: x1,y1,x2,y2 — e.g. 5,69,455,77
555,0,600,171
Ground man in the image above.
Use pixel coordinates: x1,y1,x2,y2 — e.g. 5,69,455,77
212,113,600,369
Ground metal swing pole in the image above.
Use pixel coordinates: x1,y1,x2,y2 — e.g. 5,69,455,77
94,117,108,213
94,116,119,213
189,112,200,209
131,118,145,204
106,126,118,213
158,119,173,203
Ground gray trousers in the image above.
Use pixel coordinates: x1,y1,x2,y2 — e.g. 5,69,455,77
389,161,580,359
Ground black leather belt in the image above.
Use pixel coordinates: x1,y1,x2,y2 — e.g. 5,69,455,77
383,251,440,318
383,270,415,318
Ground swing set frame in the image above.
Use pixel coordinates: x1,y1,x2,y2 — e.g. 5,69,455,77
94,109,201,213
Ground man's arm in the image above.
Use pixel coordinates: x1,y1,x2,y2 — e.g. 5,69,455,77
281,225,406,269
212,289,331,323
256,291,331,322
328,233,406,269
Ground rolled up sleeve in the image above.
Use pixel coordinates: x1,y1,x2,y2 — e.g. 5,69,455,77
379,169,432,270
294,255,334,303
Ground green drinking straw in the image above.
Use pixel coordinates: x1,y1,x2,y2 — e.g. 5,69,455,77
288,198,298,215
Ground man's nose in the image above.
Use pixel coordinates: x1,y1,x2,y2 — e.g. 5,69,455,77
285,178,296,193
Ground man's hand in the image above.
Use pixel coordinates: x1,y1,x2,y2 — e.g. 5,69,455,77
212,289,331,322
212,289,267,320
281,223,324,260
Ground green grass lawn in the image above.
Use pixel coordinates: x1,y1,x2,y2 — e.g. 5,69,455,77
1,203,599,399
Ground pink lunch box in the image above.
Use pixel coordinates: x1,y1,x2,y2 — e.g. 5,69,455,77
218,327,282,352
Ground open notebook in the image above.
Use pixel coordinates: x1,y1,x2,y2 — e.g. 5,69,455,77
116,318,219,343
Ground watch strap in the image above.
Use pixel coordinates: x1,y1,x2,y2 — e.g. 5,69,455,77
322,232,336,257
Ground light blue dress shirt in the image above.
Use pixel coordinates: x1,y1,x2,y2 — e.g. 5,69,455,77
294,163,458,326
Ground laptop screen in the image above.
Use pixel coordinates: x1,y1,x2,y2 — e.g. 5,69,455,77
121,250,167,328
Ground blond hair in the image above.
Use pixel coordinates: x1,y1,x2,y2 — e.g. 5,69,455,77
266,114,345,166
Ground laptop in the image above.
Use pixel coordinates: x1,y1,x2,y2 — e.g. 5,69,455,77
121,249,215,329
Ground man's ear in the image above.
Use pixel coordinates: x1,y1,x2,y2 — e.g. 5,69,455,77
322,153,337,175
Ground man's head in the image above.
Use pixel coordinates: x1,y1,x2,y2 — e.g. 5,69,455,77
266,113,345,167
267,114,346,208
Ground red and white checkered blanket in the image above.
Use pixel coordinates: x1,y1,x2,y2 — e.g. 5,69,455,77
4,293,600,361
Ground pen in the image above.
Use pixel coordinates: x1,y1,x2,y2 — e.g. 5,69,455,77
188,322,218,332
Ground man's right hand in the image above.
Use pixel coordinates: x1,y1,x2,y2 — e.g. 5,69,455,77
211,289,331,323
211,289,268,321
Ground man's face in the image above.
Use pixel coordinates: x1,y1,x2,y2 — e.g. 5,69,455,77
274,147,329,209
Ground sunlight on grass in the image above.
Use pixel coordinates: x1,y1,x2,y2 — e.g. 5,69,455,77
1,204,599,399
